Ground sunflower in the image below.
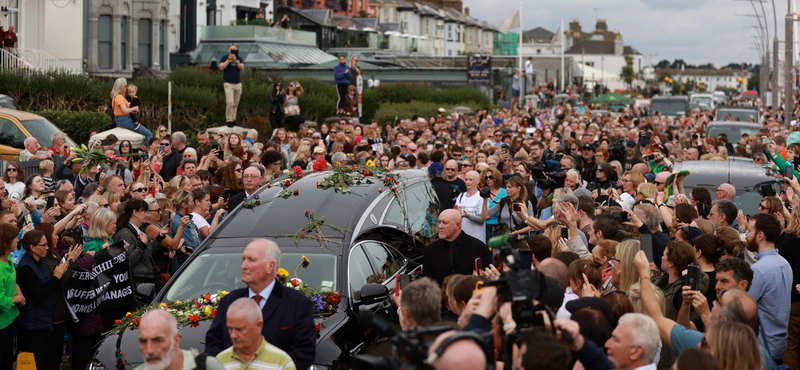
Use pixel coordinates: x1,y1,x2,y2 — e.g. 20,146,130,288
301,255,310,268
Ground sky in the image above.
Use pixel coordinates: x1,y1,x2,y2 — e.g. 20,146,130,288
462,0,792,67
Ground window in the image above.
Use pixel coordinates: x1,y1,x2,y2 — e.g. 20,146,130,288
0,117,25,149
361,242,400,284
207,7,217,26
447,24,453,41
383,9,388,22
98,15,113,69
349,245,375,300
138,19,152,67
159,20,165,69
404,183,439,244
121,16,128,69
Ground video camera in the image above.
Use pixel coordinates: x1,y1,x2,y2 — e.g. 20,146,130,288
352,312,495,370
484,235,562,332
609,138,627,162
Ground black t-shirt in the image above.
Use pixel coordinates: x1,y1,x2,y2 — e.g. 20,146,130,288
220,55,244,84
445,177,467,193
778,232,800,303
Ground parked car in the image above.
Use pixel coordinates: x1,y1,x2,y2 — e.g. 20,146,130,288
0,95,17,110
716,106,759,123
705,121,761,148
690,93,715,109
651,96,689,120
0,108,76,160
92,169,440,370
672,160,783,214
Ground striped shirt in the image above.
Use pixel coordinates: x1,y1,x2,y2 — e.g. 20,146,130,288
216,337,296,370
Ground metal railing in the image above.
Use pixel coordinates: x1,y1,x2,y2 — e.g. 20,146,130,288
17,48,82,75
0,48,81,75
0,48,33,75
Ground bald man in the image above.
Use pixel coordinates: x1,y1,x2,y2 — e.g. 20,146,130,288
428,330,486,370
422,209,491,286
715,183,736,201
206,239,316,369
654,171,671,192
136,310,225,370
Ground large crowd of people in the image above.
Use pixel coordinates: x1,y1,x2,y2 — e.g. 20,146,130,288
1,82,799,370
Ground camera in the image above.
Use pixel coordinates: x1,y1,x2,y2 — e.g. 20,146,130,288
368,138,384,145
352,312,494,370
643,154,655,162
479,186,492,199
609,138,627,162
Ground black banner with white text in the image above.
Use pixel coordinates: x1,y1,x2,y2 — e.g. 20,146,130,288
66,250,136,314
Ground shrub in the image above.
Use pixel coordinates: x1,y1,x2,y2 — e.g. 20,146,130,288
34,110,110,144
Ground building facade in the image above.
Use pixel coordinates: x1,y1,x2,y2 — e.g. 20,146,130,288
87,0,171,75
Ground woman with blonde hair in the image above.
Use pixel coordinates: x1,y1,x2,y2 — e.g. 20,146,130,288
103,191,121,214
613,239,641,293
84,208,118,252
170,190,200,268
704,321,763,370
292,144,311,169
543,222,567,257
692,219,716,235
110,78,151,144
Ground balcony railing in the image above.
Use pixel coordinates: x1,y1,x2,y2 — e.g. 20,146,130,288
200,26,317,45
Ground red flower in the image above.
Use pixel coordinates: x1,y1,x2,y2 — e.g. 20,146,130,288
293,166,304,178
313,158,328,172
316,181,321,188
267,184,272,188
284,180,292,187
190,322,200,328
291,279,299,287
294,189,299,196
114,320,121,325
204,294,212,302
378,188,383,193
188,314,200,322
316,323,322,331
211,309,217,318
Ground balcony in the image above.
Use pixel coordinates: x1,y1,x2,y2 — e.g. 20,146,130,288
200,25,317,46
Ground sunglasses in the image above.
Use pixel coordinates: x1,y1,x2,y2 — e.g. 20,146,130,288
465,150,473,153
485,175,494,179
131,188,147,193
160,143,171,146
235,168,244,172
159,129,167,133
6,168,17,172
121,144,131,147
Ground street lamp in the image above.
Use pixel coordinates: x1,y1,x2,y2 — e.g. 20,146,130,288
1,6,9,17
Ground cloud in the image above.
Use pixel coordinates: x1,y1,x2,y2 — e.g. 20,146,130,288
461,0,784,66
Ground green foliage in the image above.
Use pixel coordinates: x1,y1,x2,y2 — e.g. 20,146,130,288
34,110,110,144
1,67,491,136
748,74,760,94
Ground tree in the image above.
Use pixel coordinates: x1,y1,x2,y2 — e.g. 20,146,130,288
621,55,635,91
656,59,671,69
748,74,760,93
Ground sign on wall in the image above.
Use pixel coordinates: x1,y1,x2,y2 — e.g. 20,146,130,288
467,55,491,85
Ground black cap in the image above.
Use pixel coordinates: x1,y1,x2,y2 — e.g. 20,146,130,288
565,297,617,327
582,144,595,151
626,140,637,147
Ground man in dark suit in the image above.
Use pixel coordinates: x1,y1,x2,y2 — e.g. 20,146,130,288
422,209,492,286
226,166,262,212
205,239,316,369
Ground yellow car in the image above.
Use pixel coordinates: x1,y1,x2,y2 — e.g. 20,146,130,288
0,108,76,161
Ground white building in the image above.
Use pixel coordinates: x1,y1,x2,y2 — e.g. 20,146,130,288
656,68,751,91
1,0,85,72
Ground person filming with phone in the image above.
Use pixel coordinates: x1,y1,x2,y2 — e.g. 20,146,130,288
219,44,244,127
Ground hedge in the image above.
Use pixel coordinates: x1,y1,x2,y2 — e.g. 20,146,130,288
0,67,490,137
33,110,110,145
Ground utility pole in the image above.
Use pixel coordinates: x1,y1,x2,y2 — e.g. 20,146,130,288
770,0,780,113
785,4,794,127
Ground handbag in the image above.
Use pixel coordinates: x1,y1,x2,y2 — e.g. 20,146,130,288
154,259,171,285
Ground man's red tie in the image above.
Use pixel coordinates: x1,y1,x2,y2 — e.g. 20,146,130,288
253,295,262,305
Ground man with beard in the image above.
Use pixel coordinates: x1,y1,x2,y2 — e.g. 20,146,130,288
135,309,225,370
746,213,793,362
622,140,642,172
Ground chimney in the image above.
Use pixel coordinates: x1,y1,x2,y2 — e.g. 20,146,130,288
464,7,469,15
614,36,623,56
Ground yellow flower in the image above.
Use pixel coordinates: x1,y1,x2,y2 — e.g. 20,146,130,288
158,303,167,309
204,306,213,316
175,300,182,305
278,268,290,277
301,255,310,268
219,290,229,297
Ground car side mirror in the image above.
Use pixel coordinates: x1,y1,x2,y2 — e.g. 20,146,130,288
136,283,156,301
354,283,389,307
